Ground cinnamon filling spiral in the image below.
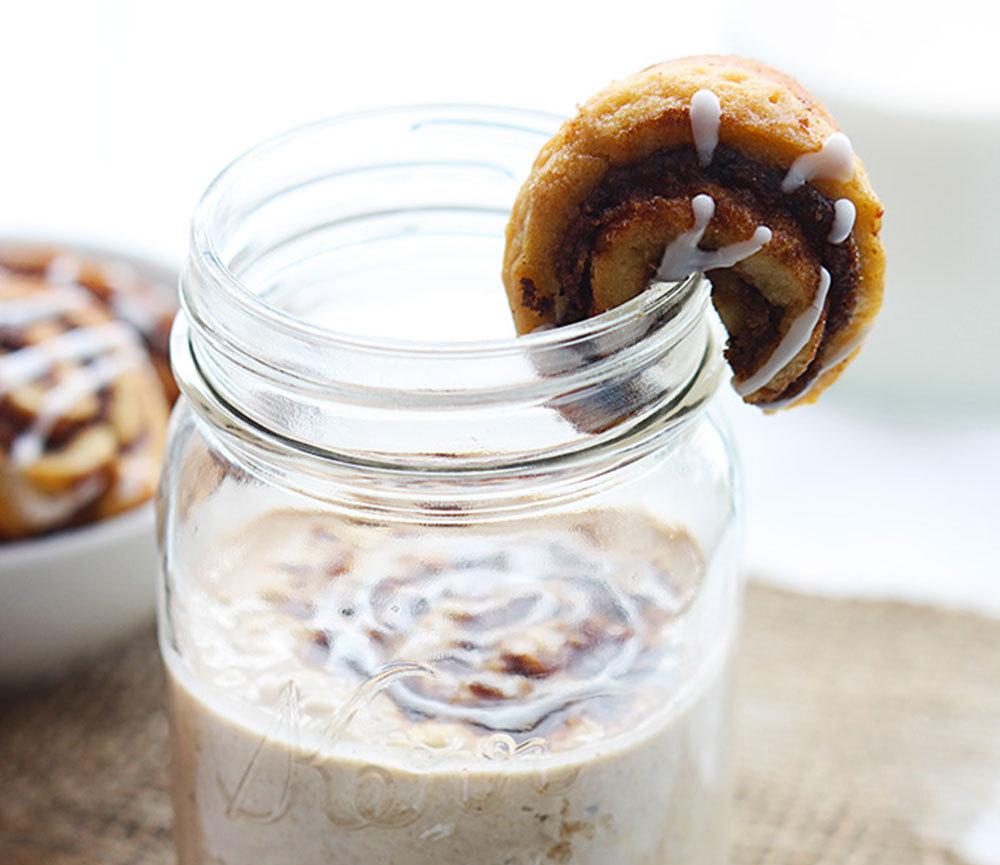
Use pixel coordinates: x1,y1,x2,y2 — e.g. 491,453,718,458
553,145,862,405
265,519,703,733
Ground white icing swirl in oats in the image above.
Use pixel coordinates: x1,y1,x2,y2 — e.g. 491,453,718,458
189,512,704,737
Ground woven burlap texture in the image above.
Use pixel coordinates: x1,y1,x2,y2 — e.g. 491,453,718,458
2,583,997,865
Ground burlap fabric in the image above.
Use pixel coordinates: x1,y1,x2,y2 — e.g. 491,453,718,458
2,583,997,865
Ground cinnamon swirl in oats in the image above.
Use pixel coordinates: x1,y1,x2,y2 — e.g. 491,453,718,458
166,509,732,865
503,55,885,407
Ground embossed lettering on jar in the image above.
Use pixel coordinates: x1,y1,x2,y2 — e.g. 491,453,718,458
158,107,742,865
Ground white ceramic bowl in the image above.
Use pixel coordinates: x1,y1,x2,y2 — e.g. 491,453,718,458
0,503,158,687
0,241,176,689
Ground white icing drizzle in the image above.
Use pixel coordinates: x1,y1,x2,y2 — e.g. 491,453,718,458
766,325,871,408
102,261,174,332
311,528,696,733
734,266,832,396
817,326,869,374
109,450,153,503
5,471,105,526
689,89,721,167
45,254,83,285
0,286,92,328
655,194,771,282
109,284,161,333
10,348,142,467
781,132,854,193
828,198,857,244
0,320,142,469
44,254,170,336
0,322,137,395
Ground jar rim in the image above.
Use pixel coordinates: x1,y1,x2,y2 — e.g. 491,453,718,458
190,104,696,360
179,105,722,468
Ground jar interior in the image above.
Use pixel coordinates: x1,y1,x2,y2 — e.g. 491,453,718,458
203,108,553,346
259,222,516,343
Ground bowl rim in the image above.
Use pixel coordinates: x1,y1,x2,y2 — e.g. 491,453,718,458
0,234,178,285
0,500,155,568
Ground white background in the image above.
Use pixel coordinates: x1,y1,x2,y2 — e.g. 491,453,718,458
0,1,722,261
3,1,998,612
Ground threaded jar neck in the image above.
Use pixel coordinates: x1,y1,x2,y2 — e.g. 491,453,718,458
175,106,723,472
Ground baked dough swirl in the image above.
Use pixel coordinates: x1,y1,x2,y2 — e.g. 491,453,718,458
0,250,176,539
503,56,885,407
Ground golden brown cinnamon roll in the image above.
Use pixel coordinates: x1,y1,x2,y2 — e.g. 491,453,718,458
0,246,178,402
503,55,885,408
0,251,176,540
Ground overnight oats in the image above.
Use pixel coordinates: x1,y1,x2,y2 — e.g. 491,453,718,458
165,510,734,865
160,55,884,865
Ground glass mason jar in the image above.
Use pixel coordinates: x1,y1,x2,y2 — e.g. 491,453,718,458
158,107,742,865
